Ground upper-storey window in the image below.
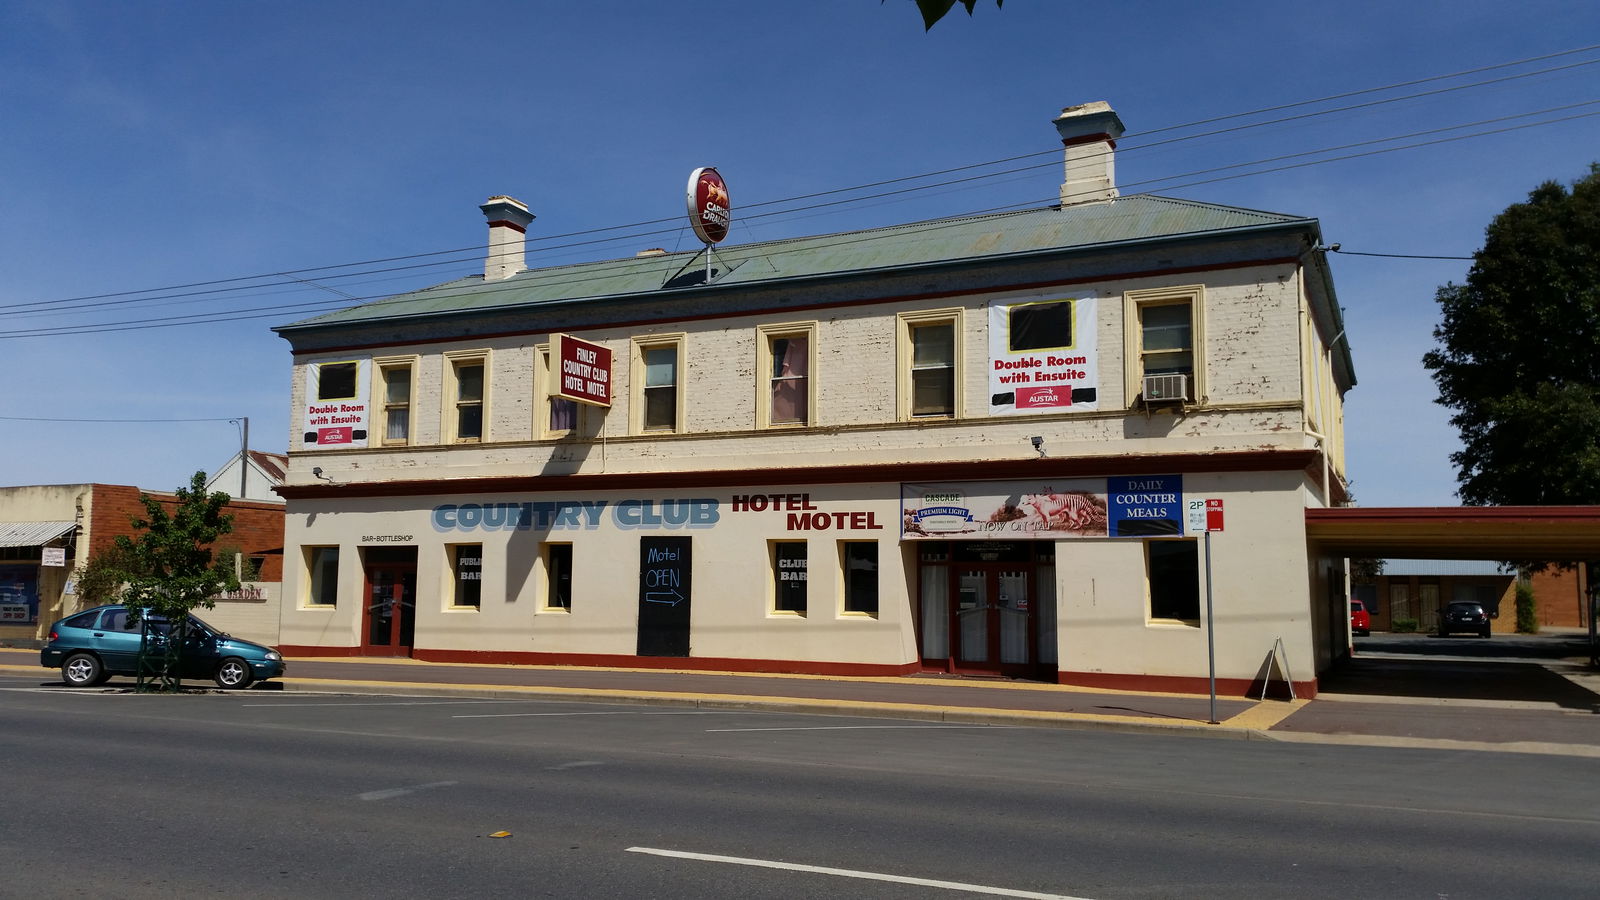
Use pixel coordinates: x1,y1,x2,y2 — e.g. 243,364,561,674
537,345,582,439
445,350,489,443
632,335,685,434
1124,286,1205,405
375,358,415,446
758,324,815,428
898,310,961,420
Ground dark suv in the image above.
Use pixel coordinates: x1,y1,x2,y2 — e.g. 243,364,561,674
1437,601,1491,638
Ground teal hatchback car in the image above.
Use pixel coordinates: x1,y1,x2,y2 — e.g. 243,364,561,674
40,605,286,689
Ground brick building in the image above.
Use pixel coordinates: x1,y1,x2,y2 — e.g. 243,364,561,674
0,479,285,644
273,102,1357,695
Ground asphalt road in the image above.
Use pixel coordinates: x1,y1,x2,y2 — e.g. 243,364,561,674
4,674,1599,899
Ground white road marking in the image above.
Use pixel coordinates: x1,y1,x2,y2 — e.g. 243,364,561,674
359,780,457,801
625,847,1094,899
243,699,516,708
452,710,717,719
706,724,1012,733
546,761,605,770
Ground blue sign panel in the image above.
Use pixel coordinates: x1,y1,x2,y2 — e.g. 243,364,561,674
1107,475,1183,537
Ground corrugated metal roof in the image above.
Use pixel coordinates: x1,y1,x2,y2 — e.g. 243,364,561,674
0,521,76,548
279,196,1313,331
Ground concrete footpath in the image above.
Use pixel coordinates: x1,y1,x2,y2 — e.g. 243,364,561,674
5,638,1598,758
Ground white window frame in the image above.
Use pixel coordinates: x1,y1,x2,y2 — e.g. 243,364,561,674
443,349,490,443
372,355,417,447
630,334,686,435
896,309,963,421
756,323,817,429
1123,285,1206,406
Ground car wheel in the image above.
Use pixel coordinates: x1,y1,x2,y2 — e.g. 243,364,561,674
62,652,103,687
214,657,254,690
1481,628,1491,638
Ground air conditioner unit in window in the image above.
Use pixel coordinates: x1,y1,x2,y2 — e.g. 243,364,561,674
1142,373,1189,406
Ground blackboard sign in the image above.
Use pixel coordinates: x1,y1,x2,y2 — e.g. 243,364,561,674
636,536,692,657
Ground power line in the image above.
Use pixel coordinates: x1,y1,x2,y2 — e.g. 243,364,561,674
0,415,240,423
6,45,1596,316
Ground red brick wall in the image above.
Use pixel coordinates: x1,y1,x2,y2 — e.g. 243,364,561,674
87,484,284,582
1527,567,1589,629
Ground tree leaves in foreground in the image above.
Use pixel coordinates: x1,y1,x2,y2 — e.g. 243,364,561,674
113,471,239,688
892,0,1004,31
1424,164,1600,506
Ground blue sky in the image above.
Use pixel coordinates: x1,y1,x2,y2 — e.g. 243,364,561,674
2,1,1597,506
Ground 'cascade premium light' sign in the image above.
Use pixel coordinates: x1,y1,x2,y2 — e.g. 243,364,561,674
551,333,612,407
686,167,730,244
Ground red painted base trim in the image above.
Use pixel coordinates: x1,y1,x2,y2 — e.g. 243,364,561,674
280,645,922,678
1059,670,1319,700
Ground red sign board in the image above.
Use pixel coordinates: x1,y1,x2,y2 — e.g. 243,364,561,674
1205,498,1225,532
552,334,612,408
686,167,730,244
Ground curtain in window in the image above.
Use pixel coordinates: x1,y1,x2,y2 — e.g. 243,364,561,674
770,336,808,425
919,564,948,658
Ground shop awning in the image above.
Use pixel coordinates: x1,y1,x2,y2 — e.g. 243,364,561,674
0,521,76,548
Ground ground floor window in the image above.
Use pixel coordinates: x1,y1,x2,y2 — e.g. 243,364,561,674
544,543,572,610
842,541,879,616
1147,539,1199,622
306,546,339,607
450,544,482,608
772,541,807,614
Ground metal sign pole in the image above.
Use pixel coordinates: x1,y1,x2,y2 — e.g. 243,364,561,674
1205,529,1217,724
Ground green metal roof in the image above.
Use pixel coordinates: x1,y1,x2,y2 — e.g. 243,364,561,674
278,195,1315,332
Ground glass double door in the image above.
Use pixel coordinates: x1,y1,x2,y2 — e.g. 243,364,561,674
954,565,1034,675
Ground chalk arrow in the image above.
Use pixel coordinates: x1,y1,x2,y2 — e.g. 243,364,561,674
645,590,685,606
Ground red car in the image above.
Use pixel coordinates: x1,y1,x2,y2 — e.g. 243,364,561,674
1349,599,1371,636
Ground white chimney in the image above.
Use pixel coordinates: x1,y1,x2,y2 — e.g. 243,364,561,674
479,195,533,281
1052,102,1125,206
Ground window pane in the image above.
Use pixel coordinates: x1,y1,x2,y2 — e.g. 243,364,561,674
457,404,483,440
384,367,411,403
309,547,339,606
1142,304,1192,352
547,544,572,609
549,396,577,432
456,364,484,402
911,323,953,367
843,543,879,615
1144,350,1193,377
643,347,677,388
770,335,809,426
453,545,482,608
911,368,954,417
318,362,357,400
644,387,676,430
1148,541,1199,620
774,542,807,613
386,407,409,441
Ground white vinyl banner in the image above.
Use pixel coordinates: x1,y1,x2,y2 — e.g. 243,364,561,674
988,295,1098,415
302,358,370,448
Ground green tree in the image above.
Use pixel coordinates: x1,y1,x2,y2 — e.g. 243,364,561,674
114,471,240,691
1424,164,1600,664
71,544,134,608
1424,164,1600,506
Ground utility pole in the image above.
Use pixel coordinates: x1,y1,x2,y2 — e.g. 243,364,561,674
239,416,249,499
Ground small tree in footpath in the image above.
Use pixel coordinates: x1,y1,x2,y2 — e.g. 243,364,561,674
115,472,240,692
1514,580,1540,635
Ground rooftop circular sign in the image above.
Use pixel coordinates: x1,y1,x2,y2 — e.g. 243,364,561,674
686,167,730,245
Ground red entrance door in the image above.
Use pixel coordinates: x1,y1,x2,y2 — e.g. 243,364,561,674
362,562,416,656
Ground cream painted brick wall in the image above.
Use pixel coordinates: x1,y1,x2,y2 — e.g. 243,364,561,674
286,263,1314,484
